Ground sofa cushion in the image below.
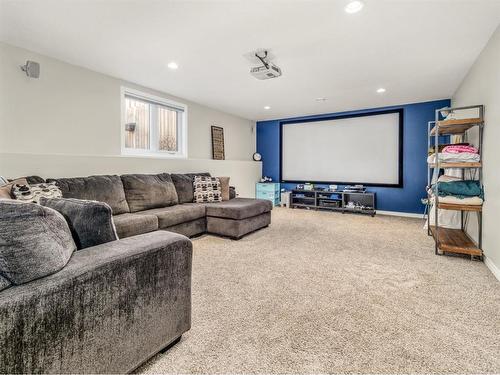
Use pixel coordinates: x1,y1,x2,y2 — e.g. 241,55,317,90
47,175,130,215
41,197,118,250
171,174,195,204
164,217,207,238
112,213,159,239
205,198,273,220
0,200,76,285
121,174,178,212
137,203,206,229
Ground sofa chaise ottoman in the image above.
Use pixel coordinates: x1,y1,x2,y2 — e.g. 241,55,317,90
206,198,272,239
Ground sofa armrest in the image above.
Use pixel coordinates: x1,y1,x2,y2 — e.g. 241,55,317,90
0,231,192,374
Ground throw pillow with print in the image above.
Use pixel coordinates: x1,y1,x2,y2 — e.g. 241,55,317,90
12,182,62,204
193,176,222,203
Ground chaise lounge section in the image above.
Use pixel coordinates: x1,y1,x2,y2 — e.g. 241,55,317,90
206,198,272,239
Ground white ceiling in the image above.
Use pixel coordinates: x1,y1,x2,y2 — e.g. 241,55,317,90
1,0,500,121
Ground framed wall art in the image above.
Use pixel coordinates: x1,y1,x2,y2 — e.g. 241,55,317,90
211,125,225,160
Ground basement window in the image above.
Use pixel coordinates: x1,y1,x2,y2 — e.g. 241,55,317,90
121,87,187,158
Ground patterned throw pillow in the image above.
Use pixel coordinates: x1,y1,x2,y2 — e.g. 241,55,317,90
193,176,222,203
12,182,62,204
0,178,27,200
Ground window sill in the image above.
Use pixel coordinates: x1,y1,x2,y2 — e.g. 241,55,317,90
120,152,188,160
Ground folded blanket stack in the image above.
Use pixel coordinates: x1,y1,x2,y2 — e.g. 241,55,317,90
427,152,480,164
427,142,480,164
437,180,483,199
442,145,478,154
432,195,483,206
429,180,484,206
428,142,469,156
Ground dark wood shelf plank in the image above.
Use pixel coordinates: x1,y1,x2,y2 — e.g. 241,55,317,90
429,226,482,256
437,202,482,212
429,162,481,169
430,118,482,135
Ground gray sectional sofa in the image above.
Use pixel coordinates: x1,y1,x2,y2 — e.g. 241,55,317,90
0,230,192,374
47,172,273,240
0,172,272,374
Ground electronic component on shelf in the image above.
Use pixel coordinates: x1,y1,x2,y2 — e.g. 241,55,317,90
343,184,366,193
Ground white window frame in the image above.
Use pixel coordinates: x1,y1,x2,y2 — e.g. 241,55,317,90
120,87,188,159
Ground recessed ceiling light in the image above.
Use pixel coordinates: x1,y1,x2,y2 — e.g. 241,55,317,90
377,88,386,93
345,0,364,14
264,106,271,110
316,97,327,102
167,61,179,70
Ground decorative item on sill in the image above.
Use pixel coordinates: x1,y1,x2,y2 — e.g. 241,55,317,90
260,176,272,183
211,125,225,160
125,122,136,132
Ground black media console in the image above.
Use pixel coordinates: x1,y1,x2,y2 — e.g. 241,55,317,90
290,189,376,216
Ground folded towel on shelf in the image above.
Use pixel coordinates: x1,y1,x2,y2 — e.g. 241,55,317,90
438,175,462,183
444,108,480,121
442,145,478,154
427,152,480,164
430,195,483,206
428,143,469,156
437,180,483,199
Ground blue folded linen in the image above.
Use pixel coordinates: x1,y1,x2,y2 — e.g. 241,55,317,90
437,180,483,199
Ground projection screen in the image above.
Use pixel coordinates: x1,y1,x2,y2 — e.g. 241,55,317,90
281,110,403,186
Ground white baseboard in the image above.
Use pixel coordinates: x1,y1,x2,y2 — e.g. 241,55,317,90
376,210,423,219
484,256,500,282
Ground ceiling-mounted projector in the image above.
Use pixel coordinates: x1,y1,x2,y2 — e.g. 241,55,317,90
250,50,282,80
250,63,282,80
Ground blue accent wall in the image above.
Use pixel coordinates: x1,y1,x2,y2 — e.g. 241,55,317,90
256,99,451,214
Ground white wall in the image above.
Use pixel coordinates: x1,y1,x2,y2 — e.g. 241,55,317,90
0,42,260,197
452,24,500,280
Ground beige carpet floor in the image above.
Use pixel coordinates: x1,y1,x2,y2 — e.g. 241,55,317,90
138,208,500,374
